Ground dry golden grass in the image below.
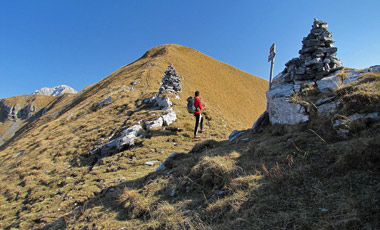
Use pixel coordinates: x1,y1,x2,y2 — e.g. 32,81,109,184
3,44,378,229
0,44,267,229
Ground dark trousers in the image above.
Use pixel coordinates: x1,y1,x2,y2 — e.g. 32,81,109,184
194,113,203,136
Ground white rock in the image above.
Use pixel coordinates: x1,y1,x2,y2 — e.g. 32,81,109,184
145,117,163,130
156,96,172,110
317,101,338,116
144,160,159,166
268,97,309,125
116,123,143,150
343,70,361,84
161,111,177,126
316,74,342,93
266,84,294,99
271,72,287,88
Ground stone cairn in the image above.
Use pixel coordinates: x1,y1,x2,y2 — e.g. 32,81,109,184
159,64,182,94
281,18,343,83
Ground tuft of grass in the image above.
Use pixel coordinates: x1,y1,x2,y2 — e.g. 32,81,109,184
337,72,380,115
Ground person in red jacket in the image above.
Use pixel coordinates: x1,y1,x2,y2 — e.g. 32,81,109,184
194,90,205,138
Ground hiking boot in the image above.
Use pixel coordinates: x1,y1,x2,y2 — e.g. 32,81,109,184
199,129,206,133
194,135,201,138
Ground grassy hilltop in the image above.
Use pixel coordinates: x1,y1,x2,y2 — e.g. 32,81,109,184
0,44,268,229
1,44,379,229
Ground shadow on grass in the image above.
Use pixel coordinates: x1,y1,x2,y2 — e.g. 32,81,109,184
40,122,380,229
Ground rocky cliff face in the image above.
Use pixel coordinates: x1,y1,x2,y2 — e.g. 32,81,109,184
0,95,56,145
0,100,38,122
33,85,77,96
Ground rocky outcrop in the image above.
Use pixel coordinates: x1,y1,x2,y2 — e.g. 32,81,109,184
90,65,181,156
261,19,346,126
161,110,177,126
253,66,380,129
0,101,42,122
91,96,112,111
252,19,379,129
159,64,182,94
33,85,77,96
0,102,17,122
333,112,379,135
90,122,143,156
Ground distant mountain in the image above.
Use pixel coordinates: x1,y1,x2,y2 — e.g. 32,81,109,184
32,85,77,96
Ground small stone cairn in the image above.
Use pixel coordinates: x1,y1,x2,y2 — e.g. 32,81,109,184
159,64,182,94
280,18,343,83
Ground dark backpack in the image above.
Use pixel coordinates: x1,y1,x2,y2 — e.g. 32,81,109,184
187,96,196,114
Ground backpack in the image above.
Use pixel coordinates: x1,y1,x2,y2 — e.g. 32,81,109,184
187,96,196,114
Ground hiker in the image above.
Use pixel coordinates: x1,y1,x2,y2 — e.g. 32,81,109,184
193,90,205,138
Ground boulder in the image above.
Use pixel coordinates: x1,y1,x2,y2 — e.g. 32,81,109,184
161,110,177,126
267,97,309,125
91,122,143,156
317,101,339,116
228,130,245,142
156,96,172,110
116,123,143,150
316,74,343,93
156,152,179,172
267,84,294,99
251,111,269,132
343,70,361,84
145,117,163,130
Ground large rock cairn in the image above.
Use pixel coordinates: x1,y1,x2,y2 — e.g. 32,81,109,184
253,19,350,127
279,18,343,83
252,18,380,130
159,64,182,94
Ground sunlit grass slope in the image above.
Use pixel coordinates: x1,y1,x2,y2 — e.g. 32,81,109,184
0,44,267,229
54,72,379,229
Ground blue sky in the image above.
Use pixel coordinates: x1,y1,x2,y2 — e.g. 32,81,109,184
1,0,379,99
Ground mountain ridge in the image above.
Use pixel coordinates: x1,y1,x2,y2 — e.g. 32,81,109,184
0,44,268,229
32,85,77,96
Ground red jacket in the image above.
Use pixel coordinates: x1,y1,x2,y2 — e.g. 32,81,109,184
194,96,203,114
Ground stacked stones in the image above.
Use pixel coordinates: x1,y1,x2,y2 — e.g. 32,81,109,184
281,18,343,82
159,64,182,94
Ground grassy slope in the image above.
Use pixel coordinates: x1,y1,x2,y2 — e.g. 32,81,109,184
0,44,268,229
61,72,378,230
